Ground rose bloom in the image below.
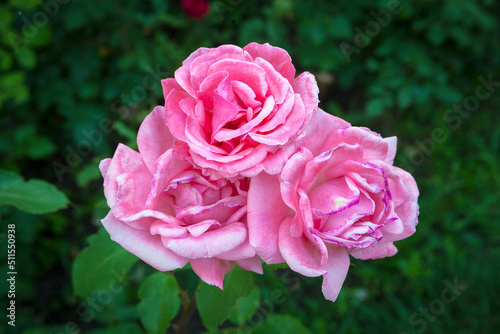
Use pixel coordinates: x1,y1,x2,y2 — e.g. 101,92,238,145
180,0,209,19
248,110,419,301
162,42,319,179
100,106,262,288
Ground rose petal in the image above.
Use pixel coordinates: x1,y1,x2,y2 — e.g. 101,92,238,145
213,95,276,143
150,221,187,238
385,136,397,164
248,172,288,264
137,106,176,174
164,88,192,141
189,45,252,93
102,213,188,271
145,149,191,209
280,148,314,211
322,127,394,163
236,255,264,274
243,42,296,84
278,217,325,277
186,220,221,237
292,72,319,123
254,57,291,104
218,236,256,261
190,258,233,289
321,246,350,302
112,171,155,229
249,94,305,146
309,177,360,217
104,144,149,208
232,81,261,110
174,195,246,224
297,108,351,157
163,222,247,259
174,47,210,97
198,71,228,110
349,242,398,260
99,158,112,177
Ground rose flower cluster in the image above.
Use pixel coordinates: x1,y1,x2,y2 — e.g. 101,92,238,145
100,43,419,301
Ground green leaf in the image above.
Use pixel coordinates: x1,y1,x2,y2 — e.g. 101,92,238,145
23,325,81,334
63,7,88,30
72,227,138,298
0,169,69,214
435,85,462,103
76,164,102,188
329,16,352,39
229,287,261,325
238,18,266,45
138,272,181,334
0,71,29,107
16,46,36,69
0,48,13,71
0,7,13,31
264,263,289,271
113,120,138,150
30,25,53,47
9,0,39,10
398,87,413,109
366,98,387,117
252,314,312,334
88,322,144,334
196,266,255,330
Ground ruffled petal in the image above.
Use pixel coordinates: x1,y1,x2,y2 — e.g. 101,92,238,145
164,89,193,141
137,106,176,175
236,255,264,274
102,213,188,271
249,94,305,146
189,45,252,93
99,158,112,177
278,217,325,277
292,72,319,124
321,247,350,302
173,47,210,97
297,108,351,157
103,144,149,208
190,258,233,289
111,171,155,229
350,242,398,260
322,127,394,163
145,149,191,209
247,172,288,264
243,42,296,84
163,222,247,259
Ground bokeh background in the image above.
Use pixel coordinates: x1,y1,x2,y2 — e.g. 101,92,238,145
1,0,499,333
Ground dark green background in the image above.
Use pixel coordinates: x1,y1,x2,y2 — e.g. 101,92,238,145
1,0,499,333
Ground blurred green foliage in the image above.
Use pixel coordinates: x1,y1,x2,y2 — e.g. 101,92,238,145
0,0,499,333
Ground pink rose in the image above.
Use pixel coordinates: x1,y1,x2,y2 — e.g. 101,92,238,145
248,110,419,301
180,0,209,19
161,42,319,179
100,106,262,288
